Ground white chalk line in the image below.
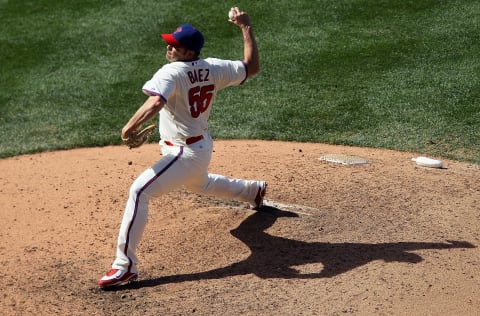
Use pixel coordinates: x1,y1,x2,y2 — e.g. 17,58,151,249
263,199,318,216
203,198,318,216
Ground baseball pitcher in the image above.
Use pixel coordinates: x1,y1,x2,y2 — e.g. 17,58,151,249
98,7,267,289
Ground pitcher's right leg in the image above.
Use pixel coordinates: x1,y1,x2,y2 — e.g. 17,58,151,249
187,173,267,208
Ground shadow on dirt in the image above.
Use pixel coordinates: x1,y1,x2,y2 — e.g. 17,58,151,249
116,206,476,290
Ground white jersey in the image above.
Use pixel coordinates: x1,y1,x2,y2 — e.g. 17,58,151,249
142,58,247,144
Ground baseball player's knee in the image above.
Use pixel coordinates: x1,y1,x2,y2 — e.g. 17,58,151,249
129,183,151,202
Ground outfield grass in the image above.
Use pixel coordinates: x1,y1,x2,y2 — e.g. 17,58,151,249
0,0,479,162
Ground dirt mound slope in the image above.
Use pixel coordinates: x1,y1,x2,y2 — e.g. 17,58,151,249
1,140,479,315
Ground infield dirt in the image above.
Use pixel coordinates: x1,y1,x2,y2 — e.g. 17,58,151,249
1,140,479,315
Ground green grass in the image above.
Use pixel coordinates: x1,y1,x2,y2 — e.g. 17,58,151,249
1,0,479,162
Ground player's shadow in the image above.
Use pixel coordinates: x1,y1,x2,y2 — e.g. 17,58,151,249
124,206,475,290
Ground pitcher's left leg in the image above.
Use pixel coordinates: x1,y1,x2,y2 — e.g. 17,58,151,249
99,148,187,288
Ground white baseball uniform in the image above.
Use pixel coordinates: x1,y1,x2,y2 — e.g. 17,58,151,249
111,57,263,273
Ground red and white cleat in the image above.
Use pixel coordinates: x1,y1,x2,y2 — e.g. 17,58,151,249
98,268,138,289
250,181,267,210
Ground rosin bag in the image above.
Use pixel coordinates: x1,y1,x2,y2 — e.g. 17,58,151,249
411,156,443,168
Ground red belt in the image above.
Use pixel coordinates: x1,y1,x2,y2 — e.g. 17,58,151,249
186,135,204,145
164,135,204,146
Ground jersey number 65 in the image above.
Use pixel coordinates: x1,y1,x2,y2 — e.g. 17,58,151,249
188,84,215,118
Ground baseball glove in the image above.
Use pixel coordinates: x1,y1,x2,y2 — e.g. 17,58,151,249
122,124,156,149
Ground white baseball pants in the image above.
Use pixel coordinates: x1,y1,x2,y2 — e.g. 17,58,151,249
111,135,261,273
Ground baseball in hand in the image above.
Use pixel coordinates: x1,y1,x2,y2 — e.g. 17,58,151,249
228,8,234,20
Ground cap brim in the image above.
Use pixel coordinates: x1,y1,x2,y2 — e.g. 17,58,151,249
161,33,183,47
